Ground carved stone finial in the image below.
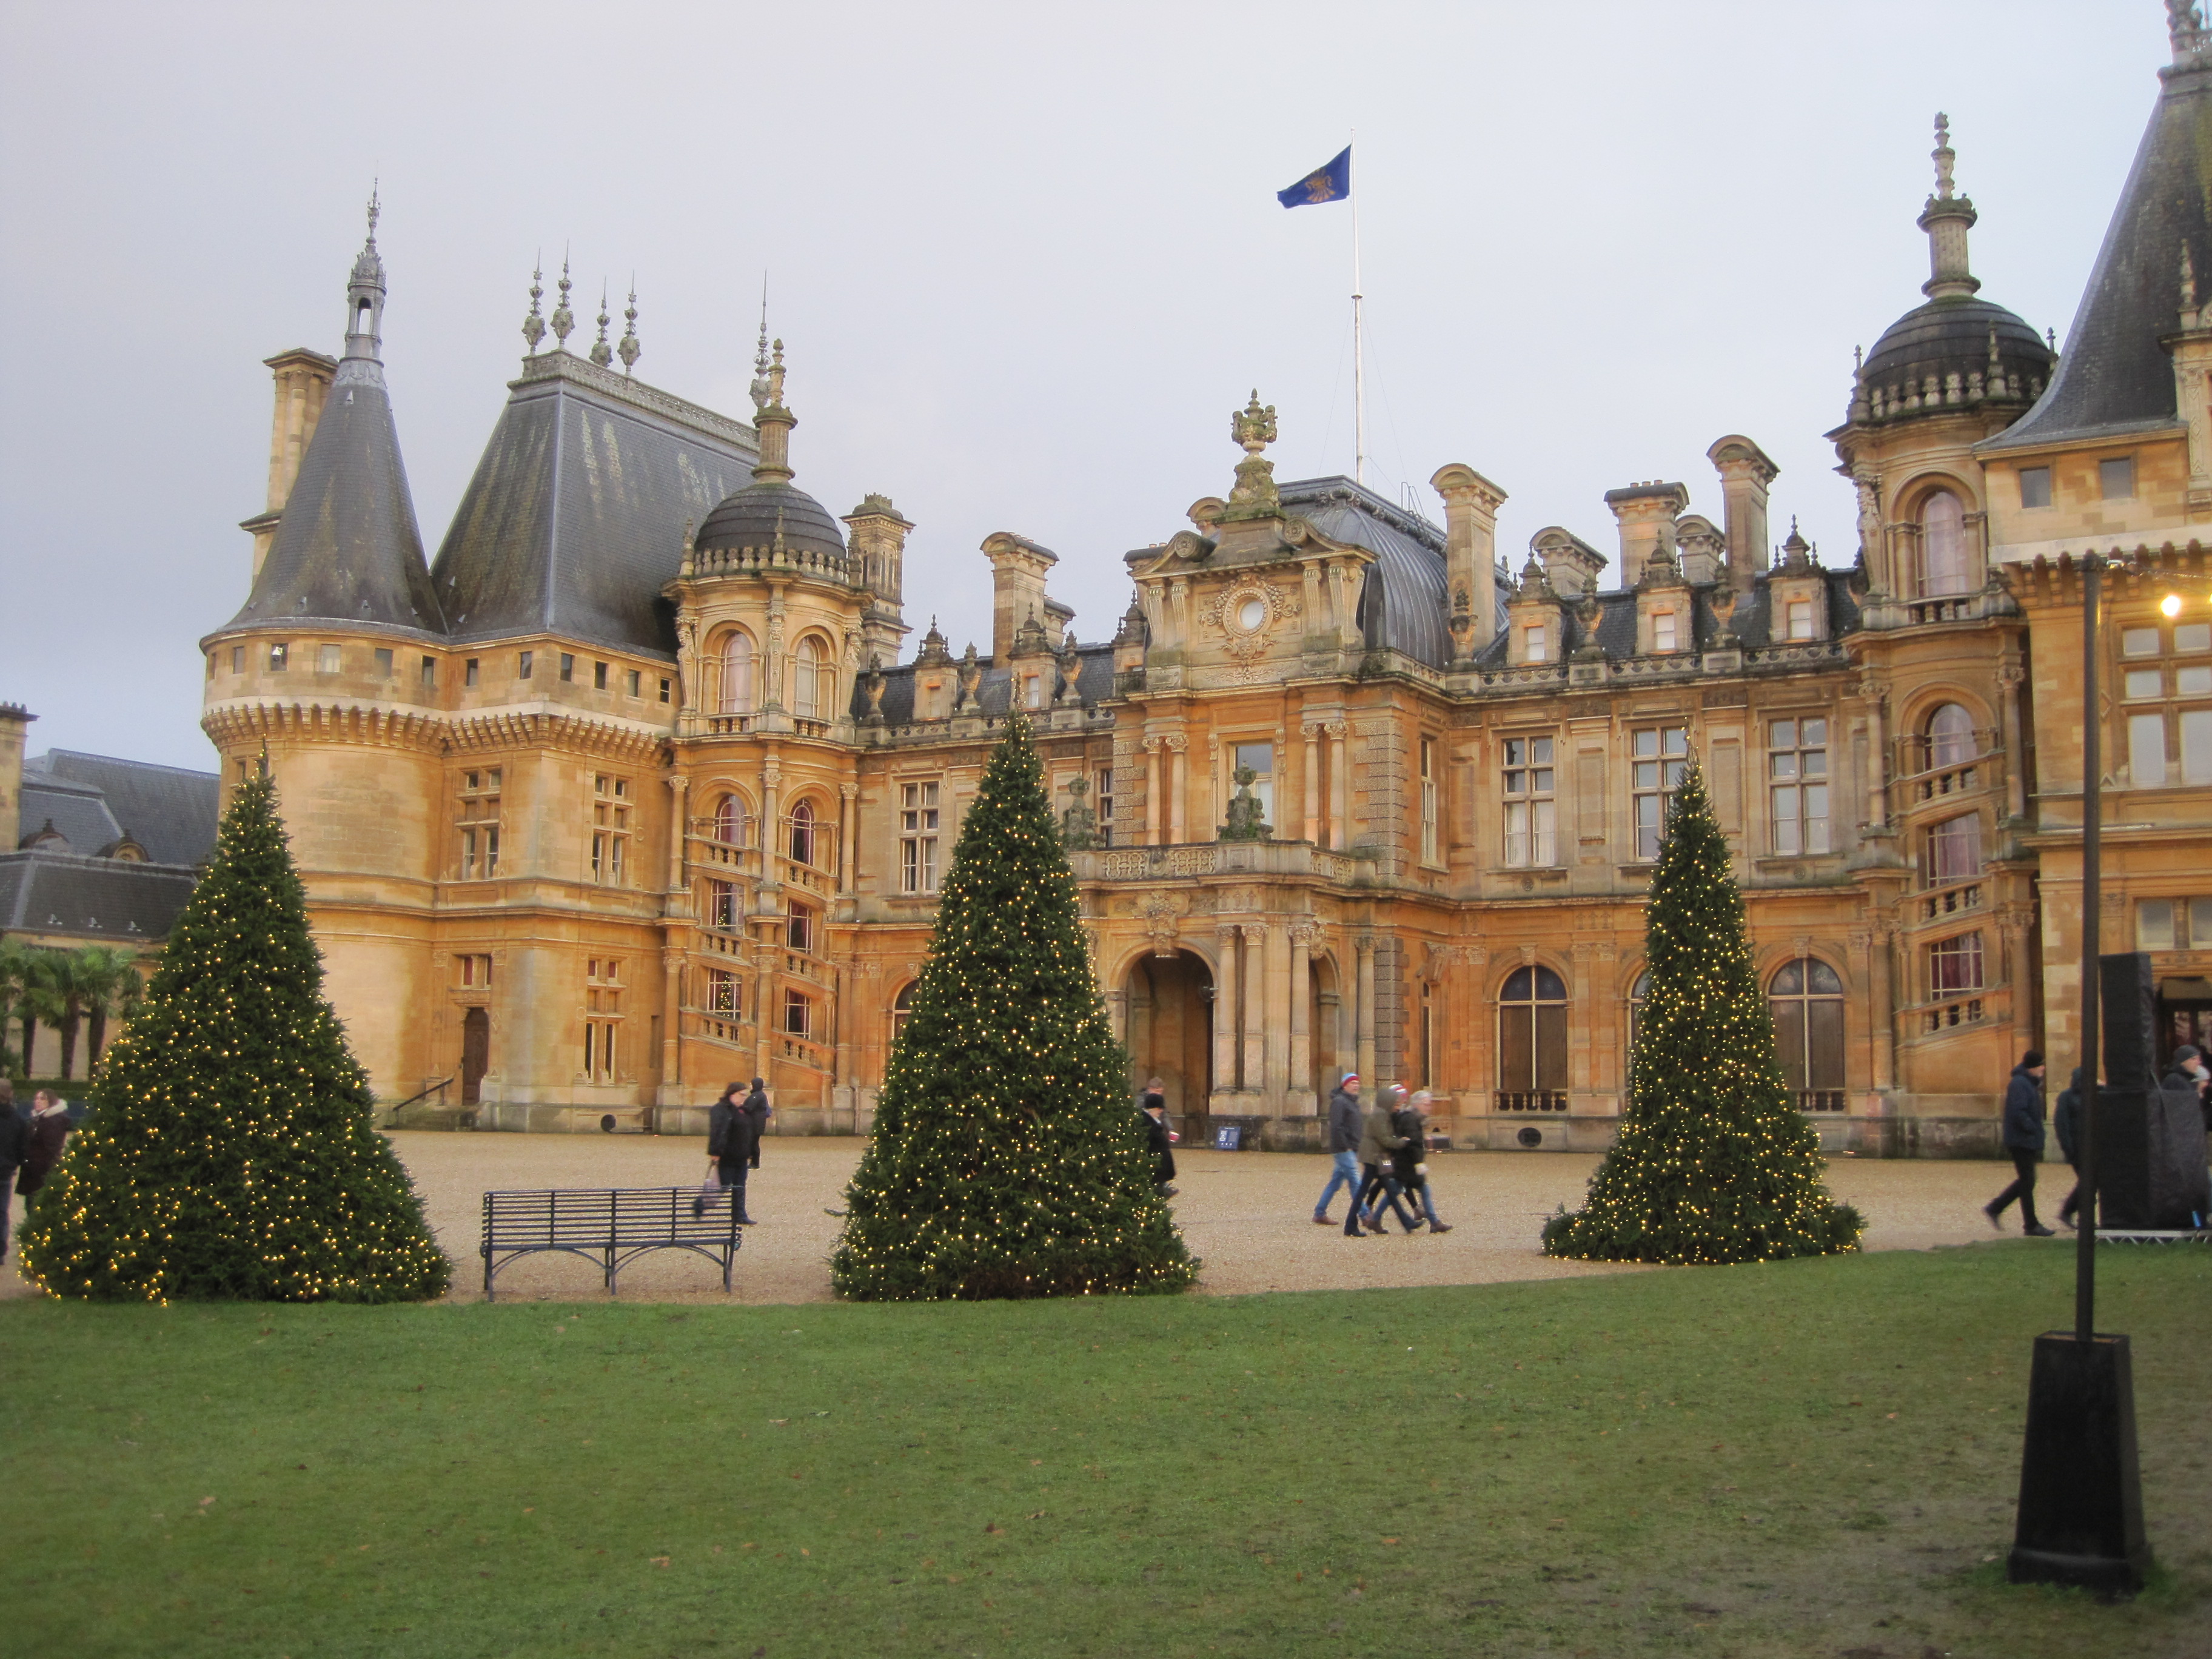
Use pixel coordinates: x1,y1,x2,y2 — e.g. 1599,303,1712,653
522,260,546,354
1222,389,1282,520
589,284,614,366
366,181,380,241
1932,112,1955,199
1060,774,1098,850
2171,1,2211,66
551,255,574,347
768,338,788,409
749,280,773,411
1218,765,1272,843
618,283,640,374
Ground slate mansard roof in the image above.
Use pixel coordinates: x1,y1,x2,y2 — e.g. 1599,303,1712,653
23,751,220,867
851,645,1119,726
431,353,761,659
1469,564,1860,669
0,851,199,943
1985,56,2212,452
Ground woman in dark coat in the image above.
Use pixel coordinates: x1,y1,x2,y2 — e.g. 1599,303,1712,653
1139,1081,1176,1196
2053,1067,2085,1229
696,1081,761,1224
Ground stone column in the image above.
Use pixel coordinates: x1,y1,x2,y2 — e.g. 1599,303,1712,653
665,774,689,894
1997,662,2028,822
1329,721,1350,851
1213,925,1241,1096
1167,736,1188,843
660,947,684,1094
1869,922,1897,1091
1244,920,1270,1100
1144,737,1164,846
1302,722,1322,844
1355,933,1376,1090
1863,674,1889,830
838,782,858,891
1289,922,1316,1110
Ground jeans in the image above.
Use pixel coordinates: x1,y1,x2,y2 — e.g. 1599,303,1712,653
1988,1147,2042,1230
1355,1165,1420,1232
1315,1150,1360,1218
1406,1175,1444,1226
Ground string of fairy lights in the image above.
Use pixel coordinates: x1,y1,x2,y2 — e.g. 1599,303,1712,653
831,712,1199,1301
1543,761,1865,1267
15,773,449,1303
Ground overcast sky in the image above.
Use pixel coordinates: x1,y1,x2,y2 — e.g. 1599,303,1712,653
0,2,2168,772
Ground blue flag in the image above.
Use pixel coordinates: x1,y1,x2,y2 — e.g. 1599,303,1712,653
1278,146,1351,209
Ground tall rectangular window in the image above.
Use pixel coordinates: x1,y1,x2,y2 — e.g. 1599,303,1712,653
518,649,534,680
1632,727,1690,860
594,661,609,691
2099,456,2135,500
1501,736,1555,867
2137,900,2176,951
1768,718,1830,855
2128,712,2166,786
1653,609,1679,653
783,988,813,1038
659,677,673,705
1521,622,1549,663
2184,709,2212,784
900,780,941,894
269,643,289,671
786,903,815,953
1095,765,1114,849
591,774,631,884
374,647,392,679
317,644,342,674
707,879,738,930
2019,466,2052,509
457,767,503,879
1419,738,1439,865
231,646,244,675
1929,932,1985,998
464,658,480,688
1922,811,1981,885
1233,742,1274,825
706,969,740,1017
583,957,622,1083
625,668,641,698
420,655,437,688
1785,599,1814,640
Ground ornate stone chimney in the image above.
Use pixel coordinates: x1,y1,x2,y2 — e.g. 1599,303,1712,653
0,703,33,855
980,532,1058,661
1430,463,1507,665
1705,435,1778,584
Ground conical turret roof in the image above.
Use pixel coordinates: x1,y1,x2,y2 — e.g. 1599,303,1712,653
1985,36,2212,451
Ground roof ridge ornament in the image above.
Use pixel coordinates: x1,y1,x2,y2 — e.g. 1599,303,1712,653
522,258,545,354
2170,1,2211,69
1917,112,1980,299
750,277,772,411
1221,390,1282,521
589,283,614,367
551,253,574,349
1932,113,1956,200
618,281,640,375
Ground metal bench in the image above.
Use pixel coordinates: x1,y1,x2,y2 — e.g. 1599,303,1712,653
480,1188,743,1299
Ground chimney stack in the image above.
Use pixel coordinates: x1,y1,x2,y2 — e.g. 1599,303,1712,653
842,493,916,661
1704,435,1779,583
1603,481,1690,581
980,532,1059,661
244,348,338,580
0,703,35,856
1430,464,1507,663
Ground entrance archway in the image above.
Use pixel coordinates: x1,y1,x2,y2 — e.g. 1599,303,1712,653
1122,949,1213,1115
460,1007,490,1105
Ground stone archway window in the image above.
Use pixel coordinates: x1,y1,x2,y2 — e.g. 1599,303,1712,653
792,635,831,720
788,798,817,867
891,983,915,1043
1925,702,1976,769
1769,957,1846,1111
1498,965,1569,1111
1626,969,1650,1091
720,631,756,715
1919,490,1972,597
712,791,750,846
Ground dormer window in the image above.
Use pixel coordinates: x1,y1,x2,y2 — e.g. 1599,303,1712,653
1521,623,1550,663
1786,599,1815,641
1653,611,1679,653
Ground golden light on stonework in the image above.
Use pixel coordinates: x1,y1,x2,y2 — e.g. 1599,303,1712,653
2164,592,2184,617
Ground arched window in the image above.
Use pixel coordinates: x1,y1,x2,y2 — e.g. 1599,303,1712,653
1498,965,1569,1111
1919,491,1971,597
891,983,915,1043
788,798,817,866
712,792,749,846
720,631,756,715
1925,702,1976,769
1770,957,1846,1111
792,635,829,720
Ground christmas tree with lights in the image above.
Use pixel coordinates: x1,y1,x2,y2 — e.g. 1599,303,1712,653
831,713,1197,1299
16,769,449,1302
1542,761,1862,1265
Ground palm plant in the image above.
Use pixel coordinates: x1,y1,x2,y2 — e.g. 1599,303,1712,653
74,946,144,1076
5,943,65,1078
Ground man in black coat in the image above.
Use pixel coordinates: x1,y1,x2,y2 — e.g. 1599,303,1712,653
1984,1050,2056,1236
2160,1043,2210,1129
1139,1082,1177,1196
0,1079,26,1265
2053,1066,2085,1230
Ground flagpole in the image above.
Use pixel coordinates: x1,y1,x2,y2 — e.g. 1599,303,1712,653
1350,130,1366,487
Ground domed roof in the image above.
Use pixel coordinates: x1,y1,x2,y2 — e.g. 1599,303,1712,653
1862,294,2053,405
694,479,846,560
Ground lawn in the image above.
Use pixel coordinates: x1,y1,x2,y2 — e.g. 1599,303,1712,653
4,1244,2206,1658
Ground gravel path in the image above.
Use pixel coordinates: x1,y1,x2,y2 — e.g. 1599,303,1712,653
1,1133,2051,1305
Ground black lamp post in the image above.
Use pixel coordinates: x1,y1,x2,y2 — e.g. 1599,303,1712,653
2006,552,2150,1594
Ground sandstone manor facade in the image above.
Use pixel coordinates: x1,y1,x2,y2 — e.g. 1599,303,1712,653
201,23,2212,1151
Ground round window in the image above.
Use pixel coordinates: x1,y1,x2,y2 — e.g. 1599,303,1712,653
1237,597,1267,631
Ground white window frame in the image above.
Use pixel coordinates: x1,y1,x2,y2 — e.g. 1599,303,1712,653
1501,734,1555,868
1767,718,1831,856
900,780,941,894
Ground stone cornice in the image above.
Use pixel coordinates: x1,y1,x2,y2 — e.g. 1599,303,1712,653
509,350,759,452
202,699,671,765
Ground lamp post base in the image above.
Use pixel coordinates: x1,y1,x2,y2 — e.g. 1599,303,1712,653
2007,1330,2150,1595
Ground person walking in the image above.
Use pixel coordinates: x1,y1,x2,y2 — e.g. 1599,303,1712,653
1985,1050,2056,1236
738,1078,773,1213
1393,1090,1453,1235
1313,1072,1363,1226
2162,1043,2210,1128
1139,1082,1177,1196
2053,1066,2086,1230
1353,1084,1421,1235
0,1081,26,1265
695,1081,760,1224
